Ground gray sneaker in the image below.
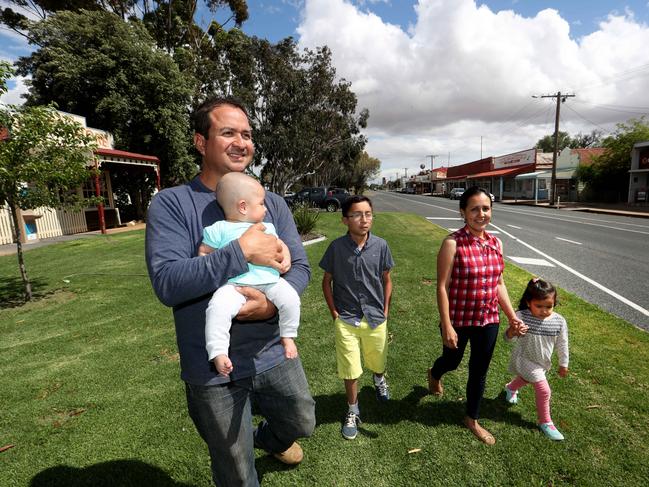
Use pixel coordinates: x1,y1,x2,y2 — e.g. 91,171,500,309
374,378,390,402
341,411,361,440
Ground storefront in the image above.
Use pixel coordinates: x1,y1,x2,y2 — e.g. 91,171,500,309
629,142,649,204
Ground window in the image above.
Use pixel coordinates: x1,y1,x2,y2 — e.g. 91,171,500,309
82,171,109,205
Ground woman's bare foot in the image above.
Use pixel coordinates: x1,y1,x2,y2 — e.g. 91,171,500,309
427,368,443,396
463,416,496,445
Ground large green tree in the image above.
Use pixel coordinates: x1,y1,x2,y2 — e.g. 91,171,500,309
339,151,381,194
576,118,649,202
15,9,196,217
229,38,368,194
1,98,98,301
535,130,602,152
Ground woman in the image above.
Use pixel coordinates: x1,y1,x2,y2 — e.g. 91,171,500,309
428,186,523,445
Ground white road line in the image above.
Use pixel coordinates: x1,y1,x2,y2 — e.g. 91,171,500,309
426,217,462,220
491,223,649,318
507,224,522,229
555,237,582,245
495,206,649,235
384,193,649,235
509,256,555,267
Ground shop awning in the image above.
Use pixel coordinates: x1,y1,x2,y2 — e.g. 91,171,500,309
515,170,550,180
468,166,534,179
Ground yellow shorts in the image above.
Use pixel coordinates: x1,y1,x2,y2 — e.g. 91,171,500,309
334,317,388,380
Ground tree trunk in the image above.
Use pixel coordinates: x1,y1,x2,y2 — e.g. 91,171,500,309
8,202,32,301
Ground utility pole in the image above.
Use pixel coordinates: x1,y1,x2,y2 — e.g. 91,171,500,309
427,154,438,172
533,91,575,205
404,168,408,179
427,155,438,194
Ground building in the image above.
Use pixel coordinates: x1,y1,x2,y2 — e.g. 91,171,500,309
629,141,649,204
1,112,160,245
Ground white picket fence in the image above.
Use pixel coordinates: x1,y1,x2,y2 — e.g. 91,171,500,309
0,205,15,244
0,205,87,244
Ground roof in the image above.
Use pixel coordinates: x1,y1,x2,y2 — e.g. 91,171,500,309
468,164,535,179
95,148,160,163
571,148,606,165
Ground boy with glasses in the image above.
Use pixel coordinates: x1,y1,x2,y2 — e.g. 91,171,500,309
320,195,394,440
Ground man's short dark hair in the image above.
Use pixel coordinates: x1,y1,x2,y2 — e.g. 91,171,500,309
192,96,249,139
342,195,373,217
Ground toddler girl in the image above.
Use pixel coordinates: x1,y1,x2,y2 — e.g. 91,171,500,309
504,278,569,441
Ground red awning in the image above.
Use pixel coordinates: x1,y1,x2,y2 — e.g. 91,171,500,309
95,148,160,163
467,165,534,179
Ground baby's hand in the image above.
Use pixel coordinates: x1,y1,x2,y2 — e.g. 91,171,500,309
281,337,298,359
214,355,234,376
558,366,569,378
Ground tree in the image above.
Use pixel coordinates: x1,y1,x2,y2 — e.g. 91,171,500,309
15,9,196,217
0,101,98,301
576,118,649,202
571,130,602,149
337,151,381,194
535,129,602,152
232,38,368,194
535,131,573,152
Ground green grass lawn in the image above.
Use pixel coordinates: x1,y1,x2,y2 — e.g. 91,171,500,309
1,212,648,486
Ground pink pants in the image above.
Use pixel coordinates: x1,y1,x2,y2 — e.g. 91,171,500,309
507,376,552,424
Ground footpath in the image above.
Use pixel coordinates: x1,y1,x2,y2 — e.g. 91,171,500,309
499,200,649,219
0,222,146,257
1,201,648,257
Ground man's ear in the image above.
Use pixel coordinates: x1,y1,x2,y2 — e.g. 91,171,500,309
194,133,206,156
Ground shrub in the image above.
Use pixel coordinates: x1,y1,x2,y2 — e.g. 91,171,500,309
292,202,320,235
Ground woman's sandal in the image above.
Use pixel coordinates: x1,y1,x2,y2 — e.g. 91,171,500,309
464,417,496,445
427,368,443,396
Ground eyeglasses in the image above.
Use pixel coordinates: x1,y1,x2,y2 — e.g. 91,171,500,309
347,212,374,220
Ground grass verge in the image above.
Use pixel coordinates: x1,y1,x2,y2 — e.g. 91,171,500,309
1,212,648,486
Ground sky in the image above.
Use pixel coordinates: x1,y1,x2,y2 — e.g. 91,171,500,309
2,0,649,182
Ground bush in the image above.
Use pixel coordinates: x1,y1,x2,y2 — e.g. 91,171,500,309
292,202,320,235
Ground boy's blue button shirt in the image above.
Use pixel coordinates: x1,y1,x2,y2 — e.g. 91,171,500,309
319,232,394,328
145,176,310,385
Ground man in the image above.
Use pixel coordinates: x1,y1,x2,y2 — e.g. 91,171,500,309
145,97,315,486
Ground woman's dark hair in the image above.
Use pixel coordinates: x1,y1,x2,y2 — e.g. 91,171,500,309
518,278,557,310
459,186,492,210
342,195,373,217
192,96,249,138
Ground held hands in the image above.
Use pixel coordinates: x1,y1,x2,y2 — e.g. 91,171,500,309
239,223,284,272
214,355,233,376
558,366,569,378
508,317,528,337
281,337,298,359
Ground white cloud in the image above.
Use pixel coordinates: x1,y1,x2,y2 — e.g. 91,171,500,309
297,0,649,181
0,76,28,105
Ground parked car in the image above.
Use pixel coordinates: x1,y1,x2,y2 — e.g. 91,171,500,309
448,188,465,200
285,187,351,212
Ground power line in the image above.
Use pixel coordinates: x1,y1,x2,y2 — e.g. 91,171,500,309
562,103,612,135
572,99,649,116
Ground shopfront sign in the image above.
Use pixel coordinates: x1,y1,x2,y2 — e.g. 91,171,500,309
493,148,536,169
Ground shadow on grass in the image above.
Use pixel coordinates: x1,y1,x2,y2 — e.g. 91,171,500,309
312,385,536,432
30,460,193,487
0,276,50,308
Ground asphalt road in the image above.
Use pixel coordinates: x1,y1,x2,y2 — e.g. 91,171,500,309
368,190,649,332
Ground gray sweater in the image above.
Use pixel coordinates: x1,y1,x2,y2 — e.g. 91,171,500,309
145,176,310,385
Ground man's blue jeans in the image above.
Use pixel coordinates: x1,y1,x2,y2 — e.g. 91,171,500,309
185,357,316,487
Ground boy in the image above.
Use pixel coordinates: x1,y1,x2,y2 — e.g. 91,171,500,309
199,172,300,376
319,195,394,440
